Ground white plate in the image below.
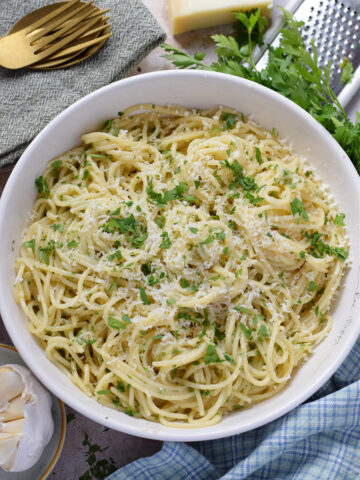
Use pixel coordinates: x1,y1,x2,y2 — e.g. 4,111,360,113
0,344,66,480
0,71,359,442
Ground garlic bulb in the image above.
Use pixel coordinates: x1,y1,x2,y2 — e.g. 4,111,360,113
0,364,54,472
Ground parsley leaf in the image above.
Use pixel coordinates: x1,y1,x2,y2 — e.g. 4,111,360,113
224,352,236,364
35,176,50,198
102,213,148,248
258,324,270,339
146,179,189,207
22,239,35,252
203,344,221,364
51,223,64,232
334,213,345,226
67,240,78,248
340,58,354,85
159,232,172,249
221,111,238,129
239,323,252,339
307,281,318,292
255,147,263,164
290,197,309,222
108,316,130,330
139,286,152,305
154,216,166,228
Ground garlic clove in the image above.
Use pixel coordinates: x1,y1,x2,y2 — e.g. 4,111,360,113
0,368,23,409
0,364,54,472
1,418,25,434
0,433,21,471
0,396,26,422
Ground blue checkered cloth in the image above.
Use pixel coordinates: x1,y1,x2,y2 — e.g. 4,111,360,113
108,337,360,480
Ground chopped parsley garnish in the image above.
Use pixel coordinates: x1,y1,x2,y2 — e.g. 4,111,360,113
200,235,214,245
235,306,250,314
194,180,201,189
107,250,122,262
258,324,270,339
124,407,137,417
334,213,345,226
223,159,257,191
154,216,166,228
110,207,121,216
102,213,148,248
35,175,50,198
38,240,61,264
245,191,264,205
159,232,172,249
305,231,348,261
152,334,163,341
141,262,152,275
215,230,225,241
51,223,64,232
299,250,306,259
203,344,221,364
307,281,318,292
185,195,197,204
146,179,189,207
290,197,309,222
255,147,263,164
333,247,349,261
239,323,252,339
108,315,131,330
67,240,78,248
271,128,279,138
179,278,200,292
221,111,238,130
22,239,35,253
51,159,62,178
189,227,198,234
116,381,125,392
215,328,225,340
103,119,114,131
139,286,152,305
224,352,236,364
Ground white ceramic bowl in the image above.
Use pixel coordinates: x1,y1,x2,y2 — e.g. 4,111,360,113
0,71,359,442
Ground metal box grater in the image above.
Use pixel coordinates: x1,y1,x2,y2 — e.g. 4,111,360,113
256,0,360,107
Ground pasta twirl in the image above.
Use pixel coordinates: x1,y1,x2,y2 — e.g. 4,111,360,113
14,105,348,427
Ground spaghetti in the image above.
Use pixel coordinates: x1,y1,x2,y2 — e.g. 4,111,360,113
14,105,348,427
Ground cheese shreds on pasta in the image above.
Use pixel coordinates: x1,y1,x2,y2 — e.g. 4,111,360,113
13,104,349,427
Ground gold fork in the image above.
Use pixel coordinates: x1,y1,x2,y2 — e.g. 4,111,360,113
0,0,108,69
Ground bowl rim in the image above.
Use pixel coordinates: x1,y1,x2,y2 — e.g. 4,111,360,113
0,70,359,442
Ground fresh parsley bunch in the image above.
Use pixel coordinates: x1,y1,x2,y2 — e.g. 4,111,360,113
162,8,360,173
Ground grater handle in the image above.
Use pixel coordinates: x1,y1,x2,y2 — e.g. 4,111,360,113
254,0,305,64
338,66,360,109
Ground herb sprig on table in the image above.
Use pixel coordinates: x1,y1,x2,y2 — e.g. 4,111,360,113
162,8,360,173
79,432,117,480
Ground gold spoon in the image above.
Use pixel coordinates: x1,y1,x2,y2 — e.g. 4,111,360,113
8,1,111,70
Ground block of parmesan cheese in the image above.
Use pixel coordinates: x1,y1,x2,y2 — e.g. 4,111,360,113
168,0,272,35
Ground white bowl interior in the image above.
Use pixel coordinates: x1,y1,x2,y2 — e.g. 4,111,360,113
0,71,359,442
